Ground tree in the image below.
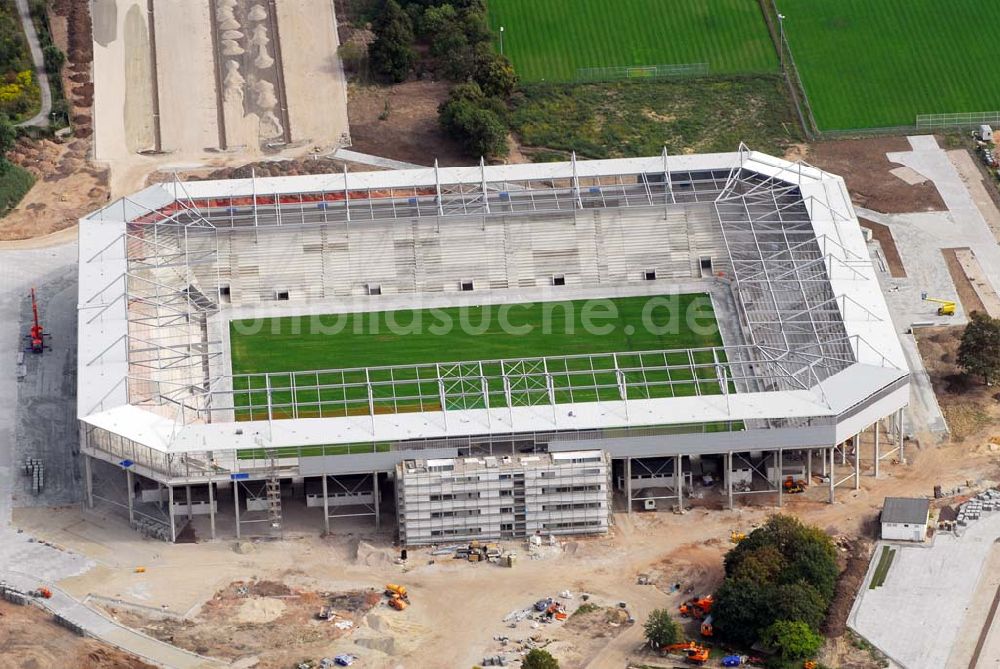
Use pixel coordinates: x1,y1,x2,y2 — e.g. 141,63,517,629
521,649,559,669
438,82,509,159
763,620,823,661
643,608,682,648
474,50,518,98
368,0,415,83
958,311,1000,384
711,577,769,647
765,582,827,632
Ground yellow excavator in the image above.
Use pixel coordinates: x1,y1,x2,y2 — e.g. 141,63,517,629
922,295,956,316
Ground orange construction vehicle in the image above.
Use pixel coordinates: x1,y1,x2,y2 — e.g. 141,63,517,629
679,594,713,619
385,584,408,600
662,641,709,664
783,476,807,494
388,595,408,610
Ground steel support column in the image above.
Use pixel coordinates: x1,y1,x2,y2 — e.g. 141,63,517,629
874,421,880,478
208,481,216,540
373,472,380,531
854,435,861,490
726,452,733,510
828,447,835,503
675,456,683,511
168,485,176,543
625,457,632,514
322,475,330,533
234,481,241,539
84,455,94,509
897,408,905,463
126,469,134,524
186,485,193,519
777,449,783,507
806,449,812,483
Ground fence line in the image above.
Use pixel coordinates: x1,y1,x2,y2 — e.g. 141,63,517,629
916,111,1000,130
759,0,817,139
576,62,709,83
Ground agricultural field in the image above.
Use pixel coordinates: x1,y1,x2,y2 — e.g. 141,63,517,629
229,294,727,419
777,0,1000,130
487,0,776,82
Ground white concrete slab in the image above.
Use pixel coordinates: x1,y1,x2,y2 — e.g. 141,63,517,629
851,512,1000,669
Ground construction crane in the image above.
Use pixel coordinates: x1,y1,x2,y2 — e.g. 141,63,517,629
922,294,956,316
25,288,49,353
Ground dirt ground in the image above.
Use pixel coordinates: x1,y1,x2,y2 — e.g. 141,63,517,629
15,424,999,669
0,600,155,669
915,326,1000,444
0,138,109,240
798,138,947,213
860,218,906,278
0,0,110,241
346,81,467,166
100,579,379,668
942,248,987,315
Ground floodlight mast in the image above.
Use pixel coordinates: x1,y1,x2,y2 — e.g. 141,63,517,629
777,14,786,71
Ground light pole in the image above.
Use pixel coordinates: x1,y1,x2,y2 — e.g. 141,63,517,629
777,14,786,72
499,25,505,56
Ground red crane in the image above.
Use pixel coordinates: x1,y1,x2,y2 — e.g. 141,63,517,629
27,288,48,354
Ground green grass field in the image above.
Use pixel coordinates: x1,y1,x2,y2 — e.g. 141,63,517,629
777,0,1000,130
487,0,777,82
513,76,799,159
229,294,727,419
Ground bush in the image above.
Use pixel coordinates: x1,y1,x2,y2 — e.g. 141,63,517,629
474,50,517,98
763,620,823,661
643,608,682,648
438,82,508,159
368,0,415,83
43,44,64,74
521,649,559,669
0,161,36,217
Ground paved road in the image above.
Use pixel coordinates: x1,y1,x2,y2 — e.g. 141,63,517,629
0,241,222,668
13,0,52,128
1,568,222,668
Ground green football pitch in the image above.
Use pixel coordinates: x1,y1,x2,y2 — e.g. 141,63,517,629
777,0,1000,130
229,294,728,420
487,0,777,82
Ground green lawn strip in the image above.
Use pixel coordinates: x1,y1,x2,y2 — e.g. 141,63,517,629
777,0,1000,130
236,442,393,460
488,0,776,83
512,76,800,159
869,545,896,589
0,164,35,217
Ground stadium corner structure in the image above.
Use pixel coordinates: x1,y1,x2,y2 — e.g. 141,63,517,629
77,148,909,544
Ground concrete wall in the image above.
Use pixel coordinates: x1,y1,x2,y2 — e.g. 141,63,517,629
882,521,927,542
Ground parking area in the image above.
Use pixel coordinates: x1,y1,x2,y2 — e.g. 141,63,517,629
851,509,1000,668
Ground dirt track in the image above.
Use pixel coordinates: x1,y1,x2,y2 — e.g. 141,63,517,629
0,600,155,669
804,138,947,214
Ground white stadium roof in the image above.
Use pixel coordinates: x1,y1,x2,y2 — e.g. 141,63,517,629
77,149,907,455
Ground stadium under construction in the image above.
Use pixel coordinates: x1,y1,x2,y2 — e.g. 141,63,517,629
77,148,909,544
